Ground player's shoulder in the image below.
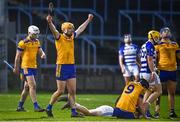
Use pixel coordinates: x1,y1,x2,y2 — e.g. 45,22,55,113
145,41,154,49
18,39,26,45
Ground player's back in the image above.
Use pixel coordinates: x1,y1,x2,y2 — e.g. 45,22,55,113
155,39,180,71
116,82,144,113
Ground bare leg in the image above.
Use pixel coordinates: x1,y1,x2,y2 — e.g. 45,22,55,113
26,76,37,103
144,84,162,115
143,89,152,103
146,84,162,104
155,83,166,115
167,81,176,113
134,75,139,82
46,80,66,117
124,77,131,85
17,81,29,110
67,78,76,108
49,80,66,105
20,81,29,102
75,103,91,116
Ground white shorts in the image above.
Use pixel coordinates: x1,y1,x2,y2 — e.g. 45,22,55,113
140,72,161,86
89,105,114,116
123,65,139,77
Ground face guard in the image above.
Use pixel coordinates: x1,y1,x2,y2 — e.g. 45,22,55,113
28,25,40,39
160,27,172,39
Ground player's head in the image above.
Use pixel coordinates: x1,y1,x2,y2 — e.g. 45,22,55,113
160,27,172,39
148,30,160,44
61,22,75,37
28,25,40,39
123,34,132,44
139,79,149,89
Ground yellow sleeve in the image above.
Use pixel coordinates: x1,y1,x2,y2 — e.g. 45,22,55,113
155,45,159,53
17,40,25,51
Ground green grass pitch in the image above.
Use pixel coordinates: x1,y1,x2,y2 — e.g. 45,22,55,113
0,93,180,121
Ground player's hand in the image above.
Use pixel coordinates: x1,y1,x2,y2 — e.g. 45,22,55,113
46,15,52,23
41,53,46,59
13,68,19,74
88,14,94,22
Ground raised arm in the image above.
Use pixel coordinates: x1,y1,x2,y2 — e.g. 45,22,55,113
46,15,60,40
75,14,94,38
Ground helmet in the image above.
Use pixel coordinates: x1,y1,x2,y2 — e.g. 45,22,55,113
139,79,149,89
148,30,160,43
160,27,171,38
160,27,170,34
28,25,40,34
61,22,74,32
123,34,132,43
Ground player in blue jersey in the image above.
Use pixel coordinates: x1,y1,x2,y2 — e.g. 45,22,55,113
119,34,140,85
139,30,162,118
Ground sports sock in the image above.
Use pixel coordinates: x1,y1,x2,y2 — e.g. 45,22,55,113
33,102,39,109
71,108,77,115
18,101,24,108
46,104,53,110
170,109,175,113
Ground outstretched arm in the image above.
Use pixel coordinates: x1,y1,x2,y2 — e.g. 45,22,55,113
46,15,60,40
75,14,94,38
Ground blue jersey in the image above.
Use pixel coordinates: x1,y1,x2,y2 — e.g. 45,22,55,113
119,44,139,66
140,41,156,73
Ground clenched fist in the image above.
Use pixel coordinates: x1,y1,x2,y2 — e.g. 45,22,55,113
88,14,94,22
46,15,53,23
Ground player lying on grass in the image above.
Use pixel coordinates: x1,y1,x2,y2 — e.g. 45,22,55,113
59,79,149,119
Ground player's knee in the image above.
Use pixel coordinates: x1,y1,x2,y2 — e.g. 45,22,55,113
57,89,64,95
168,90,175,97
24,85,29,91
68,89,76,95
29,84,36,90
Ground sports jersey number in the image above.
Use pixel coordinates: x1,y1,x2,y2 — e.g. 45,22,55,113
125,85,134,94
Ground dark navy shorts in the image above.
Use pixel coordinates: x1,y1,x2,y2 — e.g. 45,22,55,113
113,108,135,119
159,70,176,82
56,64,76,81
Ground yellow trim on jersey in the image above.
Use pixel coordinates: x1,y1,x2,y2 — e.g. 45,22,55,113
56,64,62,77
